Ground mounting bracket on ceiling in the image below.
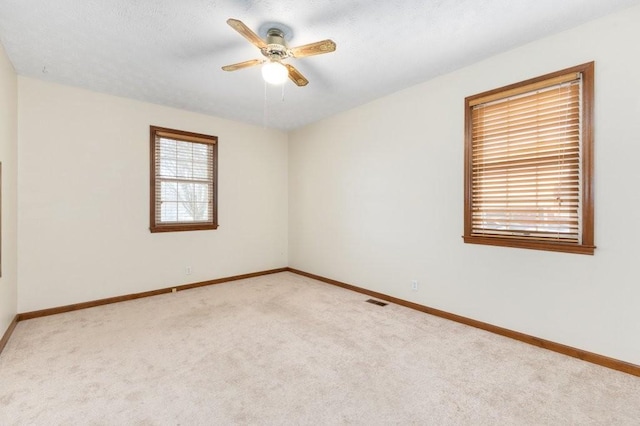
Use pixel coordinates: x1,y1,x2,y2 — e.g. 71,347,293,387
258,22,294,42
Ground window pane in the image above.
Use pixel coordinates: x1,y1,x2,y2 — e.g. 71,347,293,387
193,203,209,221
159,138,176,157
161,202,178,222
173,182,210,222
161,181,178,201
177,202,193,222
194,183,209,201
178,182,195,201
192,143,208,161
176,141,192,161
160,158,177,178
176,161,193,178
192,161,208,179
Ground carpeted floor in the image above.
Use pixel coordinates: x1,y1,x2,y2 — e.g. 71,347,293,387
1,272,639,425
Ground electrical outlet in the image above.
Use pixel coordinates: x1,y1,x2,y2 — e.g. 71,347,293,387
411,280,419,291
186,266,192,275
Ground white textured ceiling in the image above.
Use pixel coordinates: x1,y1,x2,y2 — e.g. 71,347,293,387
1,0,639,130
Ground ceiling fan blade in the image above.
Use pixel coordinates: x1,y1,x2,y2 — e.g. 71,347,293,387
285,64,309,87
222,59,263,72
290,39,336,58
226,19,267,49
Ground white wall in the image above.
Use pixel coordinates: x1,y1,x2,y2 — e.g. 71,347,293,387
289,5,640,365
0,43,18,332
17,78,288,312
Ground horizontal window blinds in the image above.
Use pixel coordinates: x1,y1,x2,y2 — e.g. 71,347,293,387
154,135,214,225
470,73,582,243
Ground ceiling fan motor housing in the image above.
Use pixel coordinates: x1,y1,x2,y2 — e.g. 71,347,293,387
262,28,290,60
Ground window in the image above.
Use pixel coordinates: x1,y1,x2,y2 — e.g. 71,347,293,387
150,126,218,233
463,62,594,255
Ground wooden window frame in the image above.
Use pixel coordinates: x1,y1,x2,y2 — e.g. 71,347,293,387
463,62,595,255
150,126,218,233
0,162,2,276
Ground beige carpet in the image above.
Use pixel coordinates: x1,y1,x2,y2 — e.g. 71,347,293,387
1,272,639,425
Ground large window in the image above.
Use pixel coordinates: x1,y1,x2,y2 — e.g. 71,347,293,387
463,62,594,255
150,126,218,233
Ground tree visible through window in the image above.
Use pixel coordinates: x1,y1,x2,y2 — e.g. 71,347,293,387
463,62,594,255
150,126,218,232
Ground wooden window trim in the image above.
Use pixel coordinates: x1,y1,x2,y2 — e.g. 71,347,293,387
463,62,595,255
149,126,218,233
0,162,2,276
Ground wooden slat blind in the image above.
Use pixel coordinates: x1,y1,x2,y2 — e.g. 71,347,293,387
470,74,582,243
154,136,214,224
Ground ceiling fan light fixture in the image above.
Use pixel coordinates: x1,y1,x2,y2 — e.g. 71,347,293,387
261,61,288,85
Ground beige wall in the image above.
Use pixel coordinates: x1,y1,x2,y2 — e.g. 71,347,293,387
289,5,640,365
0,43,18,331
17,78,288,312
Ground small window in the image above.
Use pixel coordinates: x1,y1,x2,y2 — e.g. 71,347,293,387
463,62,594,255
150,126,218,233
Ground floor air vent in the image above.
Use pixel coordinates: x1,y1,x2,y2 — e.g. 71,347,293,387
366,299,388,307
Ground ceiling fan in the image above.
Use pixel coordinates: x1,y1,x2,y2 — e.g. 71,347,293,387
222,18,336,87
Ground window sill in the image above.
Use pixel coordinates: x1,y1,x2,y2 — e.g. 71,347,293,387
463,235,595,255
150,223,218,233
